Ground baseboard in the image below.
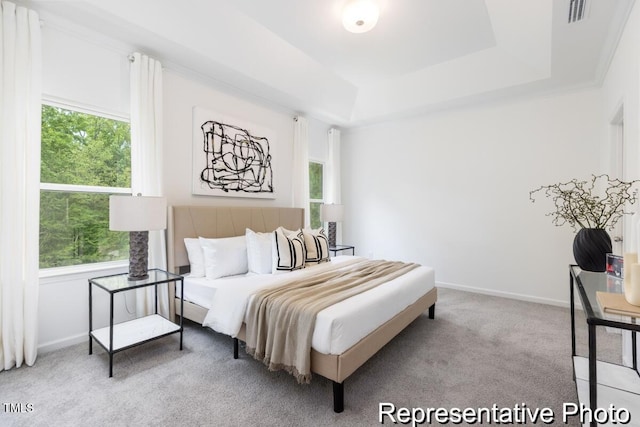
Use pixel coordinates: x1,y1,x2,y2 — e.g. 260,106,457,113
436,281,577,309
38,333,86,354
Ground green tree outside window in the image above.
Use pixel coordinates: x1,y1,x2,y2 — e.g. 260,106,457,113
40,105,131,268
309,161,324,229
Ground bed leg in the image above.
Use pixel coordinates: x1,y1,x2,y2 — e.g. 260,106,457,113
333,381,344,413
233,338,239,359
428,303,435,319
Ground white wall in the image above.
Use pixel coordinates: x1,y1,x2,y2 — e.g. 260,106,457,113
164,72,291,207
162,71,333,207
308,118,331,163
41,19,130,117
342,89,604,306
600,1,640,371
602,1,640,217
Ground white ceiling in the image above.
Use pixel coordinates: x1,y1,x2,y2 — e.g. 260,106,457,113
28,0,635,126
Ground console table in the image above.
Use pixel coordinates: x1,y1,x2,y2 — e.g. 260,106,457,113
569,265,640,426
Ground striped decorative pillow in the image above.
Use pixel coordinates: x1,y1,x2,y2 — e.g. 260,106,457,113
272,227,306,273
302,228,330,265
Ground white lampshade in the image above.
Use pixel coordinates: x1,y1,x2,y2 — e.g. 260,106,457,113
342,0,379,33
109,195,167,231
320,204,344,222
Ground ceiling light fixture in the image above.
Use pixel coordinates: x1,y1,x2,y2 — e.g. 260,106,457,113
342,0,379,34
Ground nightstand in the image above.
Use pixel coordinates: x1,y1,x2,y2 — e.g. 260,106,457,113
329,244,355,256
88,269,184,377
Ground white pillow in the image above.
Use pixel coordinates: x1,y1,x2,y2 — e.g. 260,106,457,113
245,229,272,274
272,227,306,273
199,236,248,279
184,238,205,277
302,228,330,265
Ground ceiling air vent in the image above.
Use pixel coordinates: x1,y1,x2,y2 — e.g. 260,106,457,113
568,0,588,23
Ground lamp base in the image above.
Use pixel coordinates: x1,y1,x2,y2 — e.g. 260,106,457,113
128,231,149,281
328,222,337,248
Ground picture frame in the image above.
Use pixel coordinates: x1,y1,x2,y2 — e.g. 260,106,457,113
192,107,275,198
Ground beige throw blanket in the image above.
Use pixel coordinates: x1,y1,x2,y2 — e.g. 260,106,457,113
245,259,419,384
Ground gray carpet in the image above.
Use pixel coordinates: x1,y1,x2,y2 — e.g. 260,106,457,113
0,288,621,426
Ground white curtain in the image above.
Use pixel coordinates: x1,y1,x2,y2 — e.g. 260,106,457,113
0,1,42,371
292,116,310,227
327,128,342,242
130,52,168,316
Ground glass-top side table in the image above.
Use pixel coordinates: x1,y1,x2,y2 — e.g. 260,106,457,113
329,245,355,256
569,265,640,426
89,268,184,377
90,269,181,293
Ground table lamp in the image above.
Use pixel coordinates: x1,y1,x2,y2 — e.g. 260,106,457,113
320,203,343,248
109,195,167,280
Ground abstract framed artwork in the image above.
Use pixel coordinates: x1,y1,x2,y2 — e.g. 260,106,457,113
192,107,275,198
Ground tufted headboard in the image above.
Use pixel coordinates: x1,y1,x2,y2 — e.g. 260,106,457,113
167,205,304,274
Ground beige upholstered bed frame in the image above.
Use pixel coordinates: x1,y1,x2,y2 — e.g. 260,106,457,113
167,205,437,412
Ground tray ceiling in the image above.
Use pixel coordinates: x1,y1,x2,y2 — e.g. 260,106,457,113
27,0,635,126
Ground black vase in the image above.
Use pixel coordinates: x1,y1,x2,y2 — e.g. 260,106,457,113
572,228,612,272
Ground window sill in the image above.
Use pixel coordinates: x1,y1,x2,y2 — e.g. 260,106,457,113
39,260,128,280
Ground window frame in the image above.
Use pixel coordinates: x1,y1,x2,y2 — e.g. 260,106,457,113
39,98,132,277
309,159,326,229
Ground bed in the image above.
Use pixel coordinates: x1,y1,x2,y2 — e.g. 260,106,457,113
166,205,437,412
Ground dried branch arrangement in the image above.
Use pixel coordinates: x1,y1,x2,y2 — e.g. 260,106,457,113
529,174,640,231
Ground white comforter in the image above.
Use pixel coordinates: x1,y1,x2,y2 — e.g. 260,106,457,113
202,256,435,355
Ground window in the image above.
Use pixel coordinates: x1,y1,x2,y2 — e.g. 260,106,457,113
309,161,324,229
40,104,131,269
